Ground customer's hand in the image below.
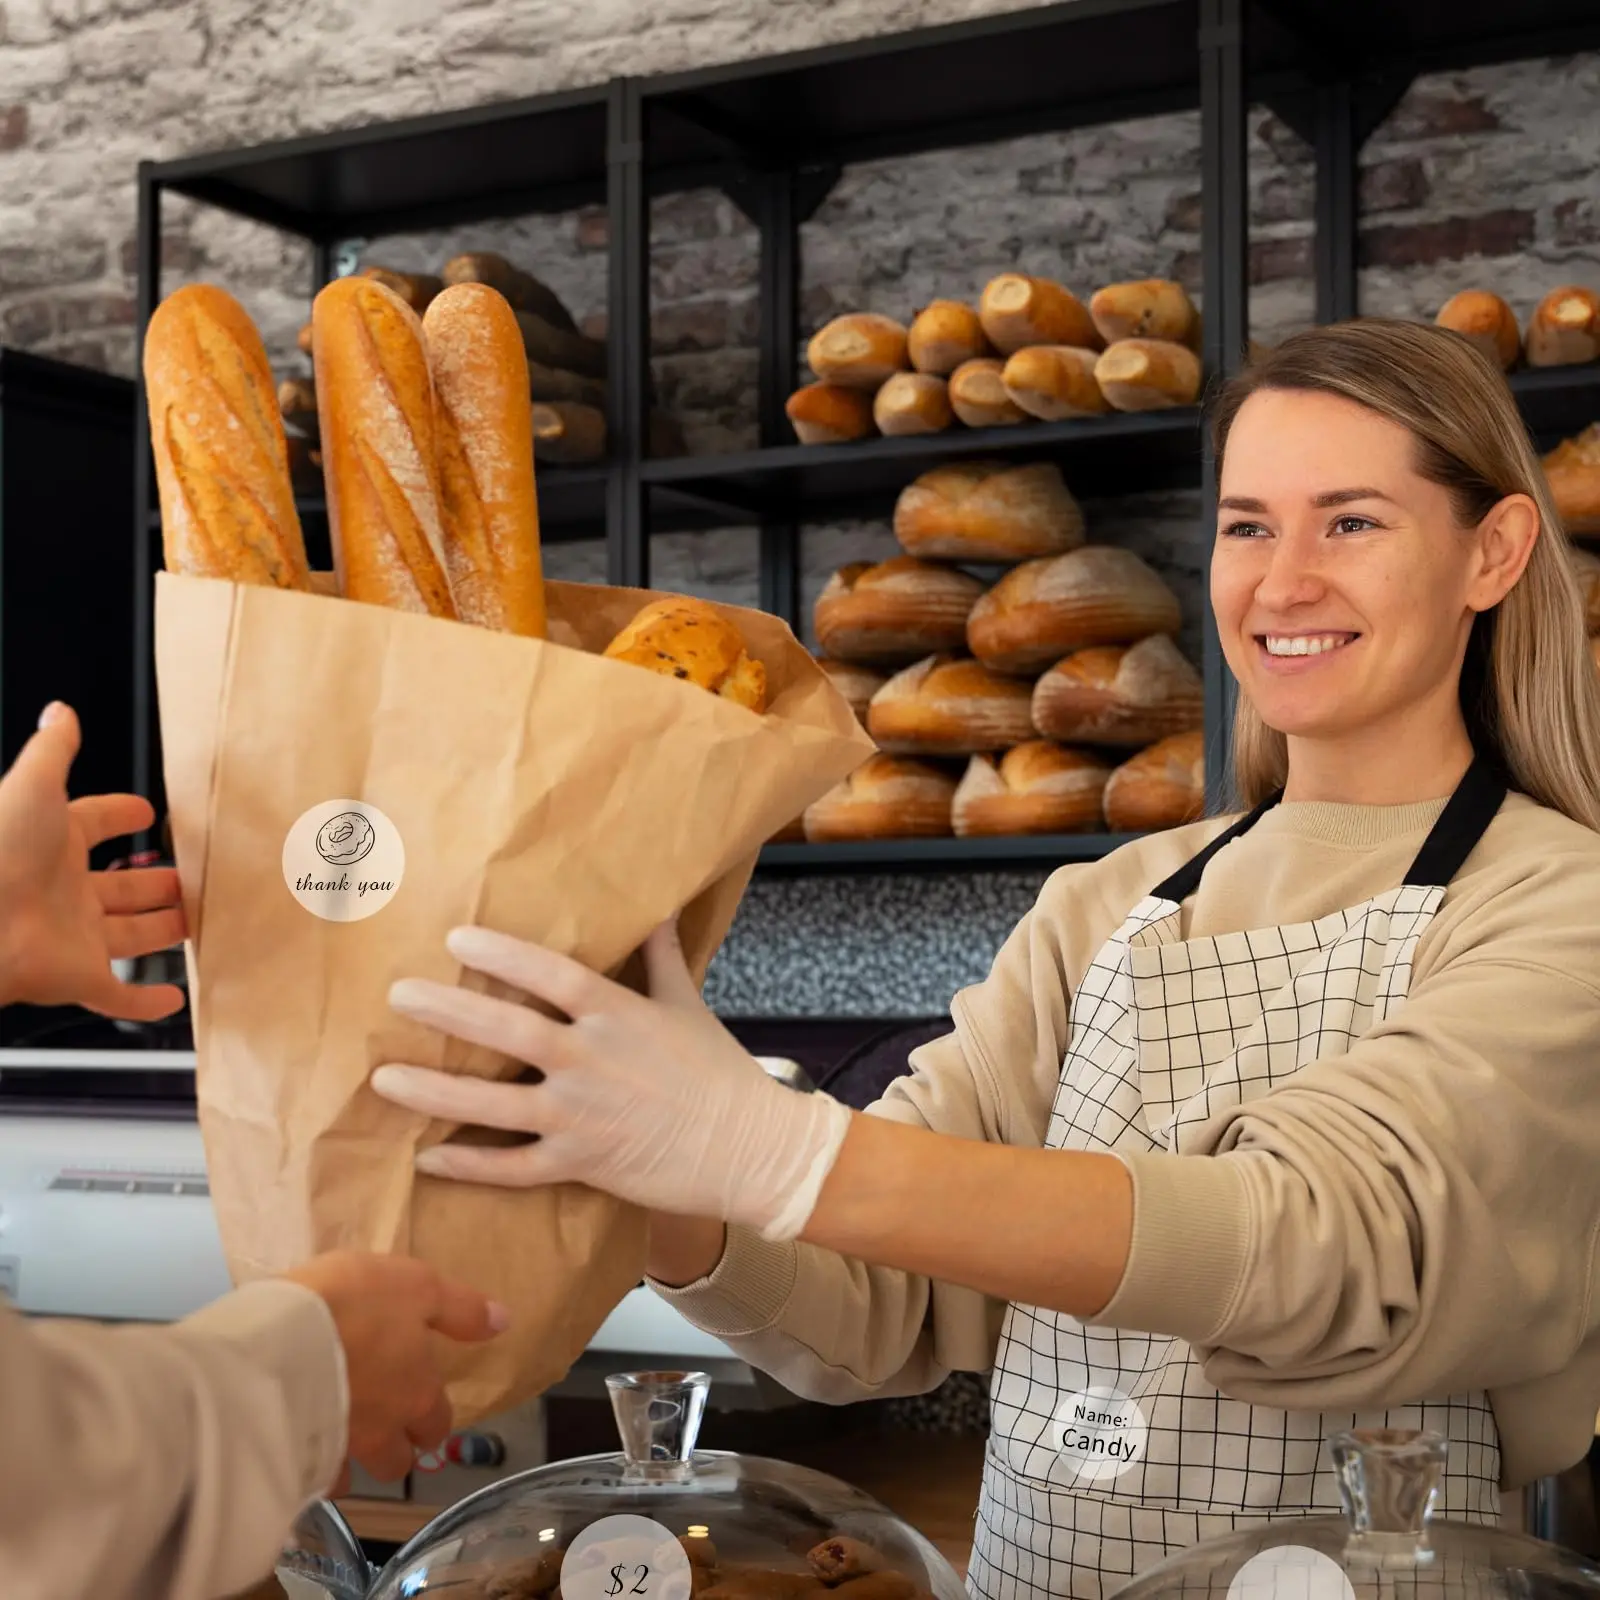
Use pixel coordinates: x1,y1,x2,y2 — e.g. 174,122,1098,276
285,1252,508,1486
0,703,185,1018
370,919,853,1242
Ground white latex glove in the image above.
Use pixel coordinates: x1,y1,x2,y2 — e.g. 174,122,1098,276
370,920,854,1243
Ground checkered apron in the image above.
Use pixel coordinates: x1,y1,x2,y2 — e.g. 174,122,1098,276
968,760,1509,1600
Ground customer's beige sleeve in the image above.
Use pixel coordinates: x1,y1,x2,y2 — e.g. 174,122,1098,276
0,1279,346,1600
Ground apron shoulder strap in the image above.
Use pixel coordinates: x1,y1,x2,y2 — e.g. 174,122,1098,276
1148,789,1282,906
1402,754,1508,887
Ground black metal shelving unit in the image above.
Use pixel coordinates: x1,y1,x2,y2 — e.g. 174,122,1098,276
130,0,1600,874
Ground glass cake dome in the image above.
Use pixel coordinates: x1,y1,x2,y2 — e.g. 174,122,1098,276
273,1497,373,1600
367,1371,967,1600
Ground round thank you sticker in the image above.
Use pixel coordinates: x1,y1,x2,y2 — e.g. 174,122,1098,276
562,1516,693,1600
282,799,405,922
1051,1386,1150,1484
1226,1547,1356,1600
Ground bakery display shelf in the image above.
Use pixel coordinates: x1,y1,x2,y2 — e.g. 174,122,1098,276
756,831,1141,874
1509,364,1600,448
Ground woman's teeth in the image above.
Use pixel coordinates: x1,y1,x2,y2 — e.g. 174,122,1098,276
1261,633,1354,657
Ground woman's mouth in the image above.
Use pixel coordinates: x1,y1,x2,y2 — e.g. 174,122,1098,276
1254,632,1360,670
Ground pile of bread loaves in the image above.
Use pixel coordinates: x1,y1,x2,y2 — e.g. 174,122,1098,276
787,276,1203,445
775,460,1205,844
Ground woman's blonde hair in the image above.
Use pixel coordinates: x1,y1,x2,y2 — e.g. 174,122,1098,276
1210,318,1600,830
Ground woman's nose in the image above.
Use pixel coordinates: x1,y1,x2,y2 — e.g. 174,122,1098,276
1252,530,1326,610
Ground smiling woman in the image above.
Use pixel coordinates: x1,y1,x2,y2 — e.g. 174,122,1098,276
373,320,1600,1600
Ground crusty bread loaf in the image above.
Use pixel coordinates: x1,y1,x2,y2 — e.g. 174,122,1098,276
528,360,607,409
442,250,578,336
1103,730,1205,831
1031,635,1203,747
277,376,317,426
1095,339,1202,411
894,461,1085,563
816,657,887,726
145,284,311,589
803,754,956,842
907,300,992,375
1000,345,1108,421
516,312,607,380
532,400,606,464
360,265,443,314
313,275,455,616
1526,286,1600,368
807,314,910,389
768,813,807,844
1570,545,1600,633
979,274,1101,355
873,372,953,436
815,557,985,667
867,653,1036,755
953,742,1112,836
604,596,767,712
1545,424,1600,537
967,546,1182,675
787,382,877,445
948,358,1028,428
1436,290,1520,370
424,282,547,637
1089,280,1199,350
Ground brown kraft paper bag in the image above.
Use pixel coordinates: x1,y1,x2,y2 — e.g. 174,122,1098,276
155,571,873,1423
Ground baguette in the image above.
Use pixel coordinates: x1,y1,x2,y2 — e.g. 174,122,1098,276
1000,345,1109,421
1526,286,1600,368
312,275,455,616
816,657,888,726
516,311,607,379
967,546,1182,675
360,265,444,314
867,654,1036,755
814,557,985,667
894,461,1084,563
948,358,1028,429
803,754,955,842
144,284,311,589
873,372,953,437
532,401,606,465
1095,339,1202,411
1103,730,1205,831
528,360,607,409
1543,424,1600,537
604,596,766,712
442,250,579,335
424,283,547,637
1436,290,1520,370
1031,635,1203,747
953,742,1111,837
1089,279,1200,350
979,274,1101,356
787,382,877,445
907,300,992,375
807,314,910,389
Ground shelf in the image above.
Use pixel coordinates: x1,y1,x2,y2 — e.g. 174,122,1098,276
1509,364,1600,448
756,831,1140,874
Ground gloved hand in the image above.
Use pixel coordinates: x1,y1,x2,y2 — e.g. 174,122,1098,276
370,920,854,1243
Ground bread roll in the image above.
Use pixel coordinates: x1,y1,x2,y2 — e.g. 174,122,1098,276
807,314,910,389
1526,286,1600,368
873,372,953,436
815,557,985,667
816,657,887,725
528,361,607,409
948,358,1028,428
768,814,807,845
424,283,547,637
144,283,311,590
1031,635,1203,747
1000,345,1108,421
787,382,877,445
979,274,1101,355
1570,545,1600,633
277,375,318,426
1094,339,1202,411
1544,424,1600,537
296,320,314,356
803,754,955,842
516,312,607,380
894,461,1085,563
360,265,443,314
967,546,1182,675
867,654,1036,755
953,742,1112,837
1103,730,1206,831
313,275,454,616
532,400,606,464
1089,280,1200,350
1436,290,1520,370
604,596,767,712
442,250,578,336
907,300,992,375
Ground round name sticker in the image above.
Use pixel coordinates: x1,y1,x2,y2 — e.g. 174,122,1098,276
562,1516,693,1600
282,799,405,923
1051,1386,1150,1484
1225,1546,1356,1600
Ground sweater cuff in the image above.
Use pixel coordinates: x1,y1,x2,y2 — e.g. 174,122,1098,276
649,1226,799,1338
173,1279,348,1500
1087,1151,1253,1344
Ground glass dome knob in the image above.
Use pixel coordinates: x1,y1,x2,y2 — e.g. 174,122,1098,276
606,1370,710,1479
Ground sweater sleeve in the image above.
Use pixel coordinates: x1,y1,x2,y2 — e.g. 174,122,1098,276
0,1280,347,1600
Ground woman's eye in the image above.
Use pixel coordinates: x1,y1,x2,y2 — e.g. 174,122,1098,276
1220,520,1268,539
1332,514,1376,534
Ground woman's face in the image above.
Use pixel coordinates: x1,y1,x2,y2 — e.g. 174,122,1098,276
1211,388,1534,748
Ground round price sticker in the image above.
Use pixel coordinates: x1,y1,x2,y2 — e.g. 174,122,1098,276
1225,1546,1356,1600
562,1516,693,1600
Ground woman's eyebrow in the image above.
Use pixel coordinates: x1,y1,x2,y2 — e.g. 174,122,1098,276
1217,488,1399,513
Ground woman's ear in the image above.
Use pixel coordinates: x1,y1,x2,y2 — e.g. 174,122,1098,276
1469,493,1541,613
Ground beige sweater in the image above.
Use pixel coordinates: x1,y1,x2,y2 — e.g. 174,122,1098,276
0,1280,345,1600
657,793,1600,1492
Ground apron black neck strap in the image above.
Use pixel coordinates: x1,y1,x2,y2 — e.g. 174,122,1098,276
1146,753,1507,907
